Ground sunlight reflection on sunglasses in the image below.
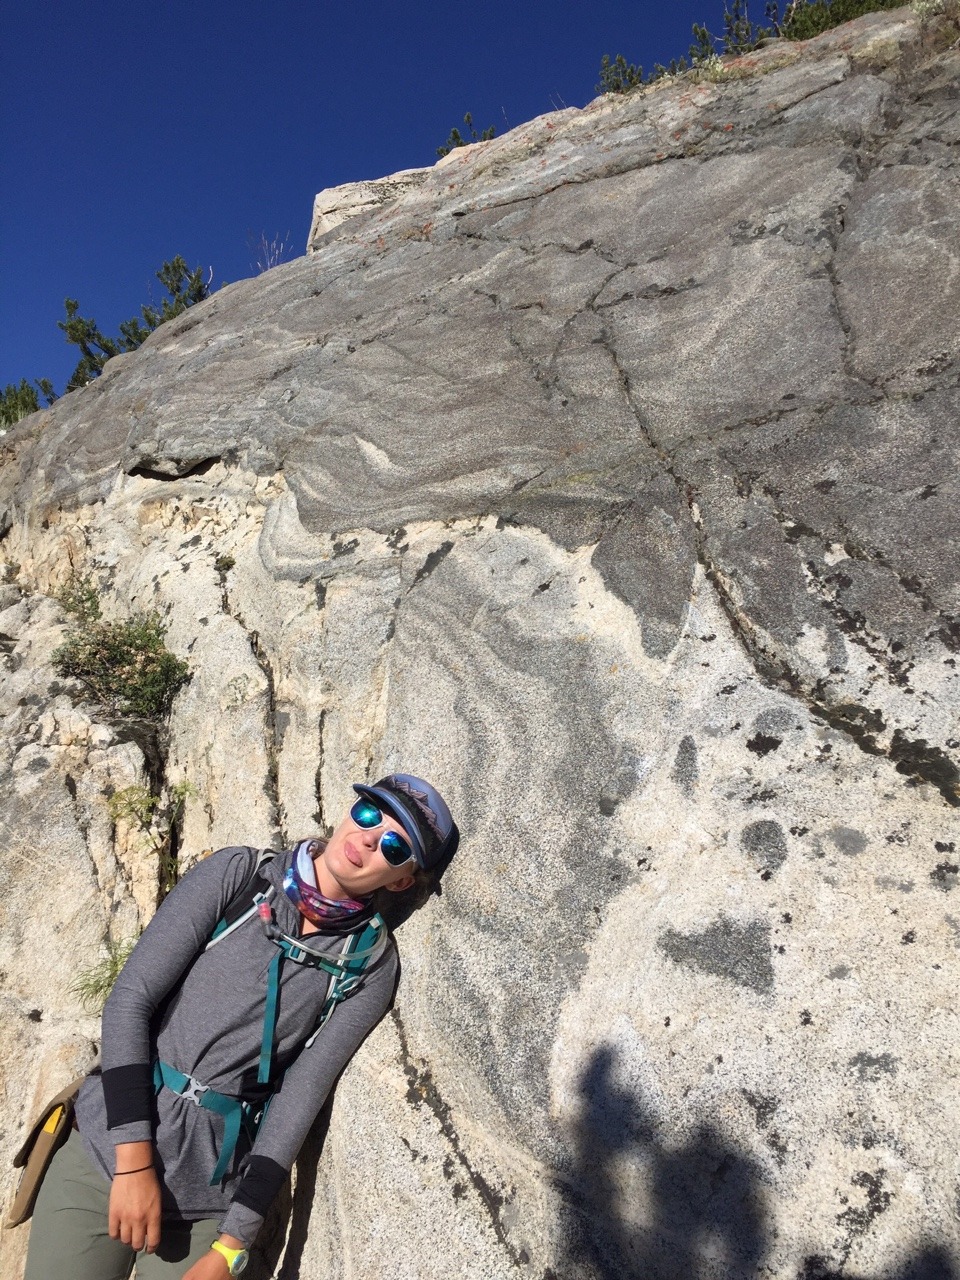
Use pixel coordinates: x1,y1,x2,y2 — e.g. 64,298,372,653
350,799,414,866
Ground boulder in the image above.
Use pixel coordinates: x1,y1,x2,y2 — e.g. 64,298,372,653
1,7,959,1278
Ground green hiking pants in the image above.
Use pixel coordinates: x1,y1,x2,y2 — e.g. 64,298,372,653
24,1127,221,1280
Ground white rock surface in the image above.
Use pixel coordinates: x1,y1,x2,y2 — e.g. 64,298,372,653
2,8,960,1279
307,167,430,252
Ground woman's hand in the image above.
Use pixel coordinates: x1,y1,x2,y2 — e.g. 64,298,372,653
108,1165,162,1253
182,1239,240,1280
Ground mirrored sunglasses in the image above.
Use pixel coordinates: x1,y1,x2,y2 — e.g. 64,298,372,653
350,799,415,867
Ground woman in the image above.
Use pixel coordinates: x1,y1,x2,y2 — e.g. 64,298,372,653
25,772,457,1279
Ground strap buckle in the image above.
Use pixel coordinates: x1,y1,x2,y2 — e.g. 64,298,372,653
181,1076,209,1105
281,941,308,963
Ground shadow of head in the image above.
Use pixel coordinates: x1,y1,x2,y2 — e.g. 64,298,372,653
558,1046,959,1280
561,1043,766,1280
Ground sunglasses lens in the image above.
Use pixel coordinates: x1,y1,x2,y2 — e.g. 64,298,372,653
351,797,414,865
351,799,381,829
380,830,414,867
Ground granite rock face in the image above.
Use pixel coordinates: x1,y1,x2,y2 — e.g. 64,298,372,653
307,166,431,253
2,8,960,1279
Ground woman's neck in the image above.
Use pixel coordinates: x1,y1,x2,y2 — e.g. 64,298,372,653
298,843,355,934
312,854,350,903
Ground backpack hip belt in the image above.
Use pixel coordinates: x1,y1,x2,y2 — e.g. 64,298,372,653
153,1061,264,1186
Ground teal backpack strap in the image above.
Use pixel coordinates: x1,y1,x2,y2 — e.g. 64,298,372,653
207,849,278,950
257,914,387,1082
304,915,387,1050
154,1060,261,1185
210,860,388,1091
258,947,284,1085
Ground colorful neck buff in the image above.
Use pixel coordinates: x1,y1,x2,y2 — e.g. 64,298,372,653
283,839,374,929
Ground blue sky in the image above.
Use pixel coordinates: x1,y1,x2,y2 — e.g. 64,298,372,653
2,0,727,395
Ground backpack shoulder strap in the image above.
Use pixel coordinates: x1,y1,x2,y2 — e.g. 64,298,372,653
303,914,389,1049
207,848,278,948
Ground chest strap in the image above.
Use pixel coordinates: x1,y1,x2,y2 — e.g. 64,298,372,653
255,899,387,1087
153,1061,265,1185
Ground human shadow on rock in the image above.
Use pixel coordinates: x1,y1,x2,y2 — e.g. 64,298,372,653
558,1045,959,1280
883,1249,958,1280
558,1044,767,1280
801,1247,958,1280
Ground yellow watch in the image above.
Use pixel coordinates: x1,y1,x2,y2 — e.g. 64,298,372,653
211,1240,249,1275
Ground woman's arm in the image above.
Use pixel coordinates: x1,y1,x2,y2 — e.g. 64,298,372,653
99,846,260,1252
100,846,260,1143
217,943,399,1247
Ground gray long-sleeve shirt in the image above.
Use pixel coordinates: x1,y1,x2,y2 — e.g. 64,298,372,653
75,844,398,1246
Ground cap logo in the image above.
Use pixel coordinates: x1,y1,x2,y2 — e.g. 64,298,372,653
387,776,444,844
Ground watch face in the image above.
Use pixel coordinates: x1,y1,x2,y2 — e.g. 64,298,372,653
230,1252,249,1276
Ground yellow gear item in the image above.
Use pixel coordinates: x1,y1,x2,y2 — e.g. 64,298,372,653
210,1240,249,1275
42,1106,65,1135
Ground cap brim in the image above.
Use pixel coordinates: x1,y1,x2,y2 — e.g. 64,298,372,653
352,783,428,868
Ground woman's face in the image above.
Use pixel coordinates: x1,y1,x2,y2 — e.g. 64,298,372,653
316,804,417,900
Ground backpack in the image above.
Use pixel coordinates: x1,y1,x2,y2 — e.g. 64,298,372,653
206,846,389,1059
155,846,389,1184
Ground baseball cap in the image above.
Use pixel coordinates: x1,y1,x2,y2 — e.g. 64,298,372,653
352,773,458,872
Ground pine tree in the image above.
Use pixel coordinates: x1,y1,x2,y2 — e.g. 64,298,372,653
723,0,761,52
0,378,57,428
437,113,496,158
58,300,123,391
596,54,646,93
59,256,210,391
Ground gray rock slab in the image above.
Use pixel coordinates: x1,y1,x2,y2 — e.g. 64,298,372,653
778,72,893,145
2,9,960,1279
835,165,960,385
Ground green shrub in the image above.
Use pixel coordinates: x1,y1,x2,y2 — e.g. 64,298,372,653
779,0,905,38
55,573,102,624
597,53,646,93
437,112,496,157
71,937,139,1012
598,48,697,94
53,612,190,720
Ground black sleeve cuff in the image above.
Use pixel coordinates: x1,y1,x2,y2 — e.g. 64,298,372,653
102,1063,154,1129
232,1156,288,1216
